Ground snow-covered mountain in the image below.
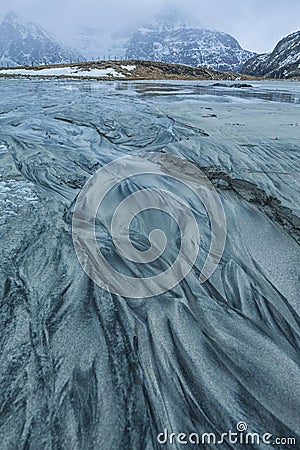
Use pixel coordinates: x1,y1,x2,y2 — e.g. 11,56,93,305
64,26,129,62
124,8,256,72
0,8,261,73
241,31,300,78
0,12,82,67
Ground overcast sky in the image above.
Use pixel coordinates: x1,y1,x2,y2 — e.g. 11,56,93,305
1,0,299,53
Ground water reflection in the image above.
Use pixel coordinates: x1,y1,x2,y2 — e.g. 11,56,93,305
114,82,300,104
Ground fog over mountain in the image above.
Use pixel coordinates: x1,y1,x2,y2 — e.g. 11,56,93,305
1,0,300,54
0,73,299,450
0,11,82,67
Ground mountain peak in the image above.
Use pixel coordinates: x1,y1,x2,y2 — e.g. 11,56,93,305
3,11,20,24
0,12,83,67
156,5,184,22
140,6,194,33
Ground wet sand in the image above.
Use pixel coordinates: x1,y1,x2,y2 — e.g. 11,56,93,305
0,78,299,449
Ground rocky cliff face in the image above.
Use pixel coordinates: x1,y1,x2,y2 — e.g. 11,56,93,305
0,12,82,67
125,8,256,72
0,8,256,72
241,30,300,78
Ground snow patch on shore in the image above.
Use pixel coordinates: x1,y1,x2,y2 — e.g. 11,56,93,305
0,66,126,78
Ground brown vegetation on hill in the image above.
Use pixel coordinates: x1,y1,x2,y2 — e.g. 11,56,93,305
0,59,257,81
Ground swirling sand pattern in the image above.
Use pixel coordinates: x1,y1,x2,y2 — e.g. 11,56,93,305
0,79,299,449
